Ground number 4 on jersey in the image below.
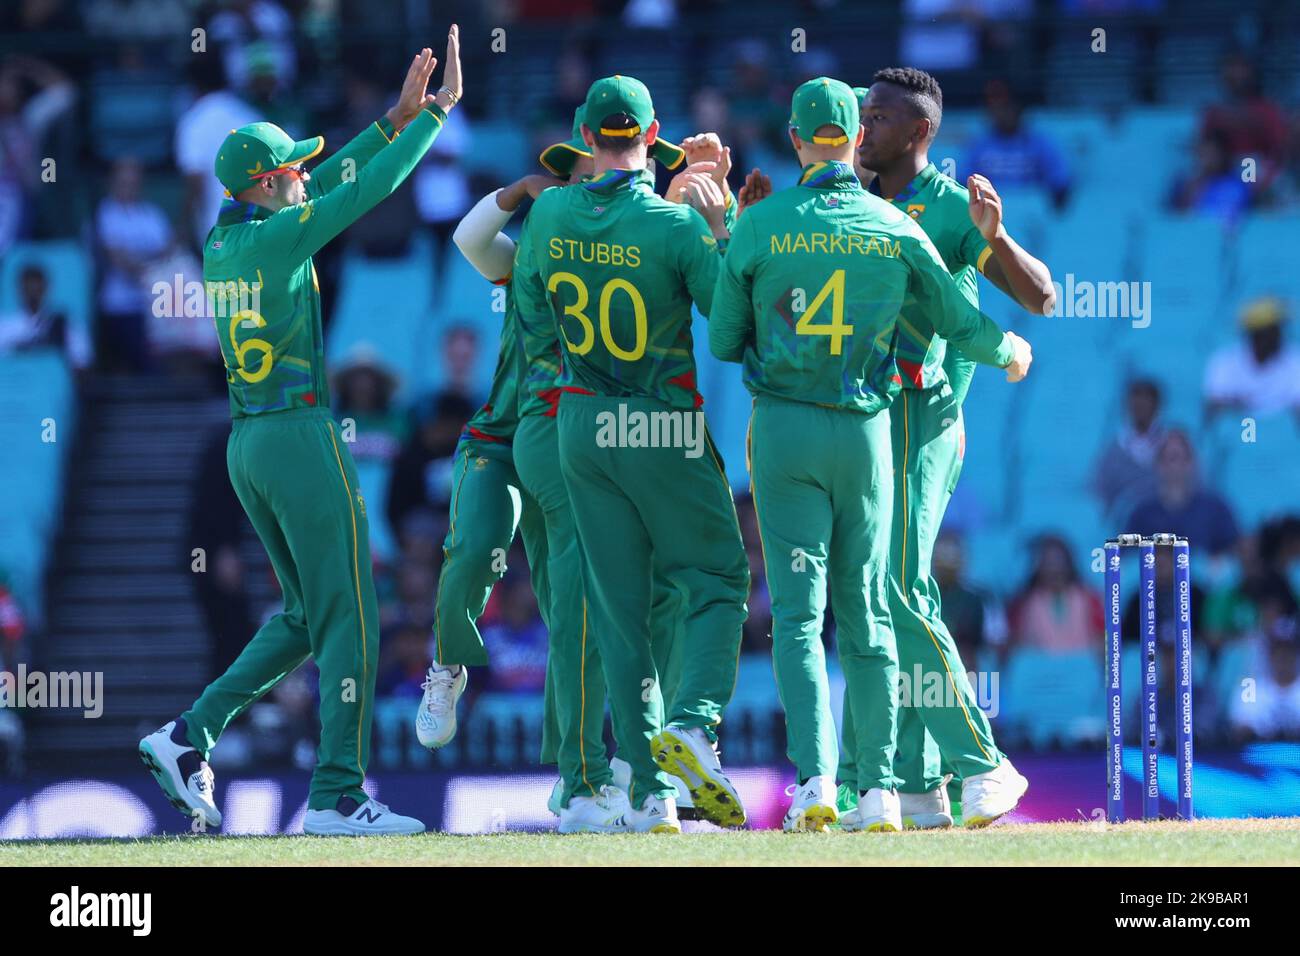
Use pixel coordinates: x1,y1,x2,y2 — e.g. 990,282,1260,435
795,269,852,356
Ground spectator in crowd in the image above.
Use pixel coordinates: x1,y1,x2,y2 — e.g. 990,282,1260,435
142,238,222,384
332,345,408,562
0,55,77,254
965,79,1071,208
327,70,417,258
1091,378,1167,523
933,531,1007,667
95,158,172,373
1126,429,1239,556
175,54,257,251
438,324,482,404
390,559,437,634
206,0,297,95
0,263,91,371
0,570,24,774
1228,592,1300,740
242,42,311,139
386,392,475,548
1204,297,1300,421
480,573,549,694
1007,534,1104,653
186,424,256,682
1169,127,1251,223
900,0,1032,72
726,39,788,157
414,114,473,258
1200,51,1287,194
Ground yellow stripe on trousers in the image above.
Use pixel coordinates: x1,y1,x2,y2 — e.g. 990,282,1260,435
900,398,992,763
326,421,369,776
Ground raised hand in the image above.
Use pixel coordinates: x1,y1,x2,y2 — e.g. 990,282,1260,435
386,47,437,131
497,174,566,211
680,133,732,195
968,173,1005,241
667,161,719,204
433,24,462,113
737,167,772,216
1003,331,1033,382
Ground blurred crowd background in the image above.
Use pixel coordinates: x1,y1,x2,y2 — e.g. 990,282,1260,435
2,0,1300,782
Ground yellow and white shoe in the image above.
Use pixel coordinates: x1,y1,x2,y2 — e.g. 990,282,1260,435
841,788,901,832
651,725,746,828
625,794,681,834
782,775,838,832
557,785,631,835
962,759,1028,828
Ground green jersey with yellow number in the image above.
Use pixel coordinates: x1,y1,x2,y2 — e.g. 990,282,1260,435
512,167,722,411
204,106,447,419
868,162,991,404
708,161,1011,414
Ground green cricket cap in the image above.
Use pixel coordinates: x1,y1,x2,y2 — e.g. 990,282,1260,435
215,121,324,197
579,75,684,170
789,76,860,145
539,107,593,177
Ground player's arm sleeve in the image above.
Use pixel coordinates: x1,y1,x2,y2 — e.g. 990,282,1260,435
678,207,723,317
939,215,991,403
708,212,755,362
306,115,401,198
511,209,550,336
258,105,448,265
452,189,517,283
902,232,1013,368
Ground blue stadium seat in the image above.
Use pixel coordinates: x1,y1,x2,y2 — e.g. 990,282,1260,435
997,648,1105,747
1218,412,1300,527
326,235,434,403
0,353,76,623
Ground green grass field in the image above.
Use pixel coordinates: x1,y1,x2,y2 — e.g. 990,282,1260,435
3,818,1298,866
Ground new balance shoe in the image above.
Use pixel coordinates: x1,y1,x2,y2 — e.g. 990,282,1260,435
651,725,745,828
415,663,467,749
139,719,221,829
841,788,901,832
900,777,954,829
962,759,1029,828
557,785,631,835
782,775,838,832
303,796,425,835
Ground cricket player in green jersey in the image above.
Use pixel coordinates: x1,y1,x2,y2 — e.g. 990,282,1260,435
139,31,462,836
514,75,751,830
836,68,1056,828
709,76,1033,832
414,173,560,758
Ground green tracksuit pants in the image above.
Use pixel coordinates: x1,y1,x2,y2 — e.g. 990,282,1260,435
182,407,379,811
557,393,749,808
839,385,1001,793
428,443,559,760
749,396,899,793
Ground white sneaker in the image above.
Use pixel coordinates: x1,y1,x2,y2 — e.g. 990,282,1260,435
625,794,681,833
415,663,467,749
782,775,838,832
900,778,954,829
962,759,1029,828
651,725,746,828
557,785,631,834
139,721,221,829
304,796,425,836
611,754,695,815
842,788,901,832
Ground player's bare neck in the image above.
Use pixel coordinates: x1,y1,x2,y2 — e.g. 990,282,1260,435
875,151,929,201
594,151,646,176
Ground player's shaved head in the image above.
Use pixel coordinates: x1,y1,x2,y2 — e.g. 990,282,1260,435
871,67,942,143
